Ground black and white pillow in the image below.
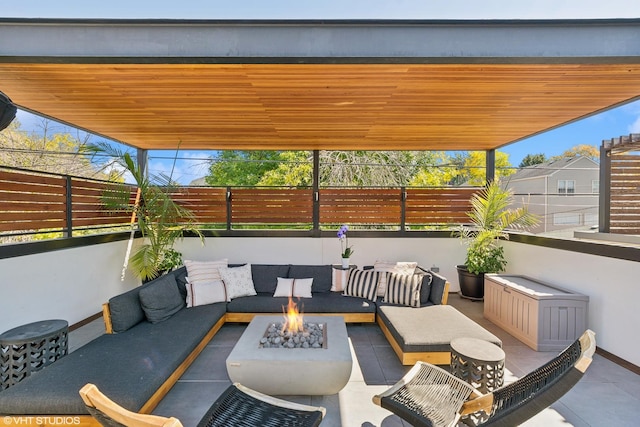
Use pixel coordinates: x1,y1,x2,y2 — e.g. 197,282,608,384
343,269,381,302
384,272,423,307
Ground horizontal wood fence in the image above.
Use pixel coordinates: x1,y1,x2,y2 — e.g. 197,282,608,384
0,167,480,238
609,153,640,234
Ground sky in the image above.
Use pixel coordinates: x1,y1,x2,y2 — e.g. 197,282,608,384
5,1,640,183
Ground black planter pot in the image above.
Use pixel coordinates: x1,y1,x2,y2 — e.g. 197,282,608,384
456,265,485,300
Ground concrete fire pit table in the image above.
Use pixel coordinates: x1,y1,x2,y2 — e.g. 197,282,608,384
226,315,352,395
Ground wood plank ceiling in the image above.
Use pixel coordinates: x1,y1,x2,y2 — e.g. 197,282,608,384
2,62,640,151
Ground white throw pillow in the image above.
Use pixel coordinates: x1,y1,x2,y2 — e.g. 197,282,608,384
373,260,418,297
292,278,313,298
184,259,228,284
273,277,294,297
219,264,257,301
185,278,227,307
273,277,313,298
331,267,350,292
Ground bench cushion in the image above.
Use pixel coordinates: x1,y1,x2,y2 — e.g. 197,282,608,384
288,265,333,293
0,303,227,415
377,305,502,353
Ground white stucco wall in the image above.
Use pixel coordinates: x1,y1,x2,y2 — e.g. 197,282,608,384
503,240,639,366
0,239,140,332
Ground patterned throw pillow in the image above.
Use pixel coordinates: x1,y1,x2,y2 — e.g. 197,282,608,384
185,278,227,307
343,269,381,302
219,263,257,301
384,272,423,307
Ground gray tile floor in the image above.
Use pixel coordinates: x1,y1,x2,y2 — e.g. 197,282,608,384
71,295,640,426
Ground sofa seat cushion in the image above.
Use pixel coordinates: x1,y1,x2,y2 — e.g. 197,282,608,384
377,305,502,353
0,303,226,415
226,292,376,314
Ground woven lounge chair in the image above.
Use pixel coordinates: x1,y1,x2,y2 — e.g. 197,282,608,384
80,382,326,427
373,329,596,427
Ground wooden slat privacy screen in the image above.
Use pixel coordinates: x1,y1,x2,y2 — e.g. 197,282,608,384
609,153,640,235
0,167,480,238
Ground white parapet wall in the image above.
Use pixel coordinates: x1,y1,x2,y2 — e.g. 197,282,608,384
0,239,140,332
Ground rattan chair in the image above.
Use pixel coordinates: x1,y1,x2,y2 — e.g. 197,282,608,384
80,382,326,427
373,329,596,427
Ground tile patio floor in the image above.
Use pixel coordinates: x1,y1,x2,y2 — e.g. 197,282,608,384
70,294,640,426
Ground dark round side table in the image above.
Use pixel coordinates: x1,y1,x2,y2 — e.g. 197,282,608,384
450,337,505,394
0,319,68,390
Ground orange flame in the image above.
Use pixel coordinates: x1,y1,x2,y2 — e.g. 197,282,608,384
283,296,304,333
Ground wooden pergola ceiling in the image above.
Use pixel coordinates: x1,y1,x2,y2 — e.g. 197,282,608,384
2,62,640,151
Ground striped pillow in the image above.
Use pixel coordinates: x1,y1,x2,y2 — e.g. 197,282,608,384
384,272,423,307
184,259,228,284
343,269,381,302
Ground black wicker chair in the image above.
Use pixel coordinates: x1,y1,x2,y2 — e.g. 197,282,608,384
373,329,596,427
80,382,325,427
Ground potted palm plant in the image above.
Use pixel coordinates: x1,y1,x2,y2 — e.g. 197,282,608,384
455,180,538,300
89,143,203,281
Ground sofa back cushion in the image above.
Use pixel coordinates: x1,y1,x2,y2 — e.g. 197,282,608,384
139,274,185,323
251,264,290,293
288,264,332,293
428,271,448,305
108,287,146,333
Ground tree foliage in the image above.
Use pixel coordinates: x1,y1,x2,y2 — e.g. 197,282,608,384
458,151,515,186
550,144,599,161
203,149,516,188
0,118,113,179
519,153,547,167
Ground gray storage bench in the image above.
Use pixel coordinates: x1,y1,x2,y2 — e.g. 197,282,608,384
376,305,502,365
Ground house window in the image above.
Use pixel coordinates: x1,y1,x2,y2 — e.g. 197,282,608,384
592,180,599,194
558,180,575,195
553,213,581,225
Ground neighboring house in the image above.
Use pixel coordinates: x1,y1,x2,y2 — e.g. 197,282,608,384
506,156,600,235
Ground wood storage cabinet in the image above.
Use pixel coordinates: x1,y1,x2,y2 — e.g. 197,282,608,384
484,275,589,351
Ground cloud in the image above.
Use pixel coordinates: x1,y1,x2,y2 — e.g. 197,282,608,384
630,115,640,134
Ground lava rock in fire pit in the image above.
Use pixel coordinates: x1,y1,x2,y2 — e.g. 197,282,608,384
260,322,326,349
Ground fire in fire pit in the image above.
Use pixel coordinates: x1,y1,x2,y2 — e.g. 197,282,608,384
259,297,327,349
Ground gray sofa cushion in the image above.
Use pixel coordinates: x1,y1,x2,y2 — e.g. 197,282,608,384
251,264,290,293
226,292,376,314
428,271,447,305
288,265,333,293
139,274,185,323
0,303,227,415
418,271,433,305
377,304,501,353
108,286,146,333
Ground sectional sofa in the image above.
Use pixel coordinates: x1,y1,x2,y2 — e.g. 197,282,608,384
0,262,500,426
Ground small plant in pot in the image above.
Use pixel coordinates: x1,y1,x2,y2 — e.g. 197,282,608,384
455,180,538,300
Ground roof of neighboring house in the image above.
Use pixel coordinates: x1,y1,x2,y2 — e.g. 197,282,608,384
508,156,599,181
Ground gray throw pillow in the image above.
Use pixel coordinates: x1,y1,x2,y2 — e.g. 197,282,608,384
419,272,433,305
139,274,185,323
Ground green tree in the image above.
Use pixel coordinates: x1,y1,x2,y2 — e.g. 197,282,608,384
259,151,313,186
205,151,309,186
519,153,547,167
